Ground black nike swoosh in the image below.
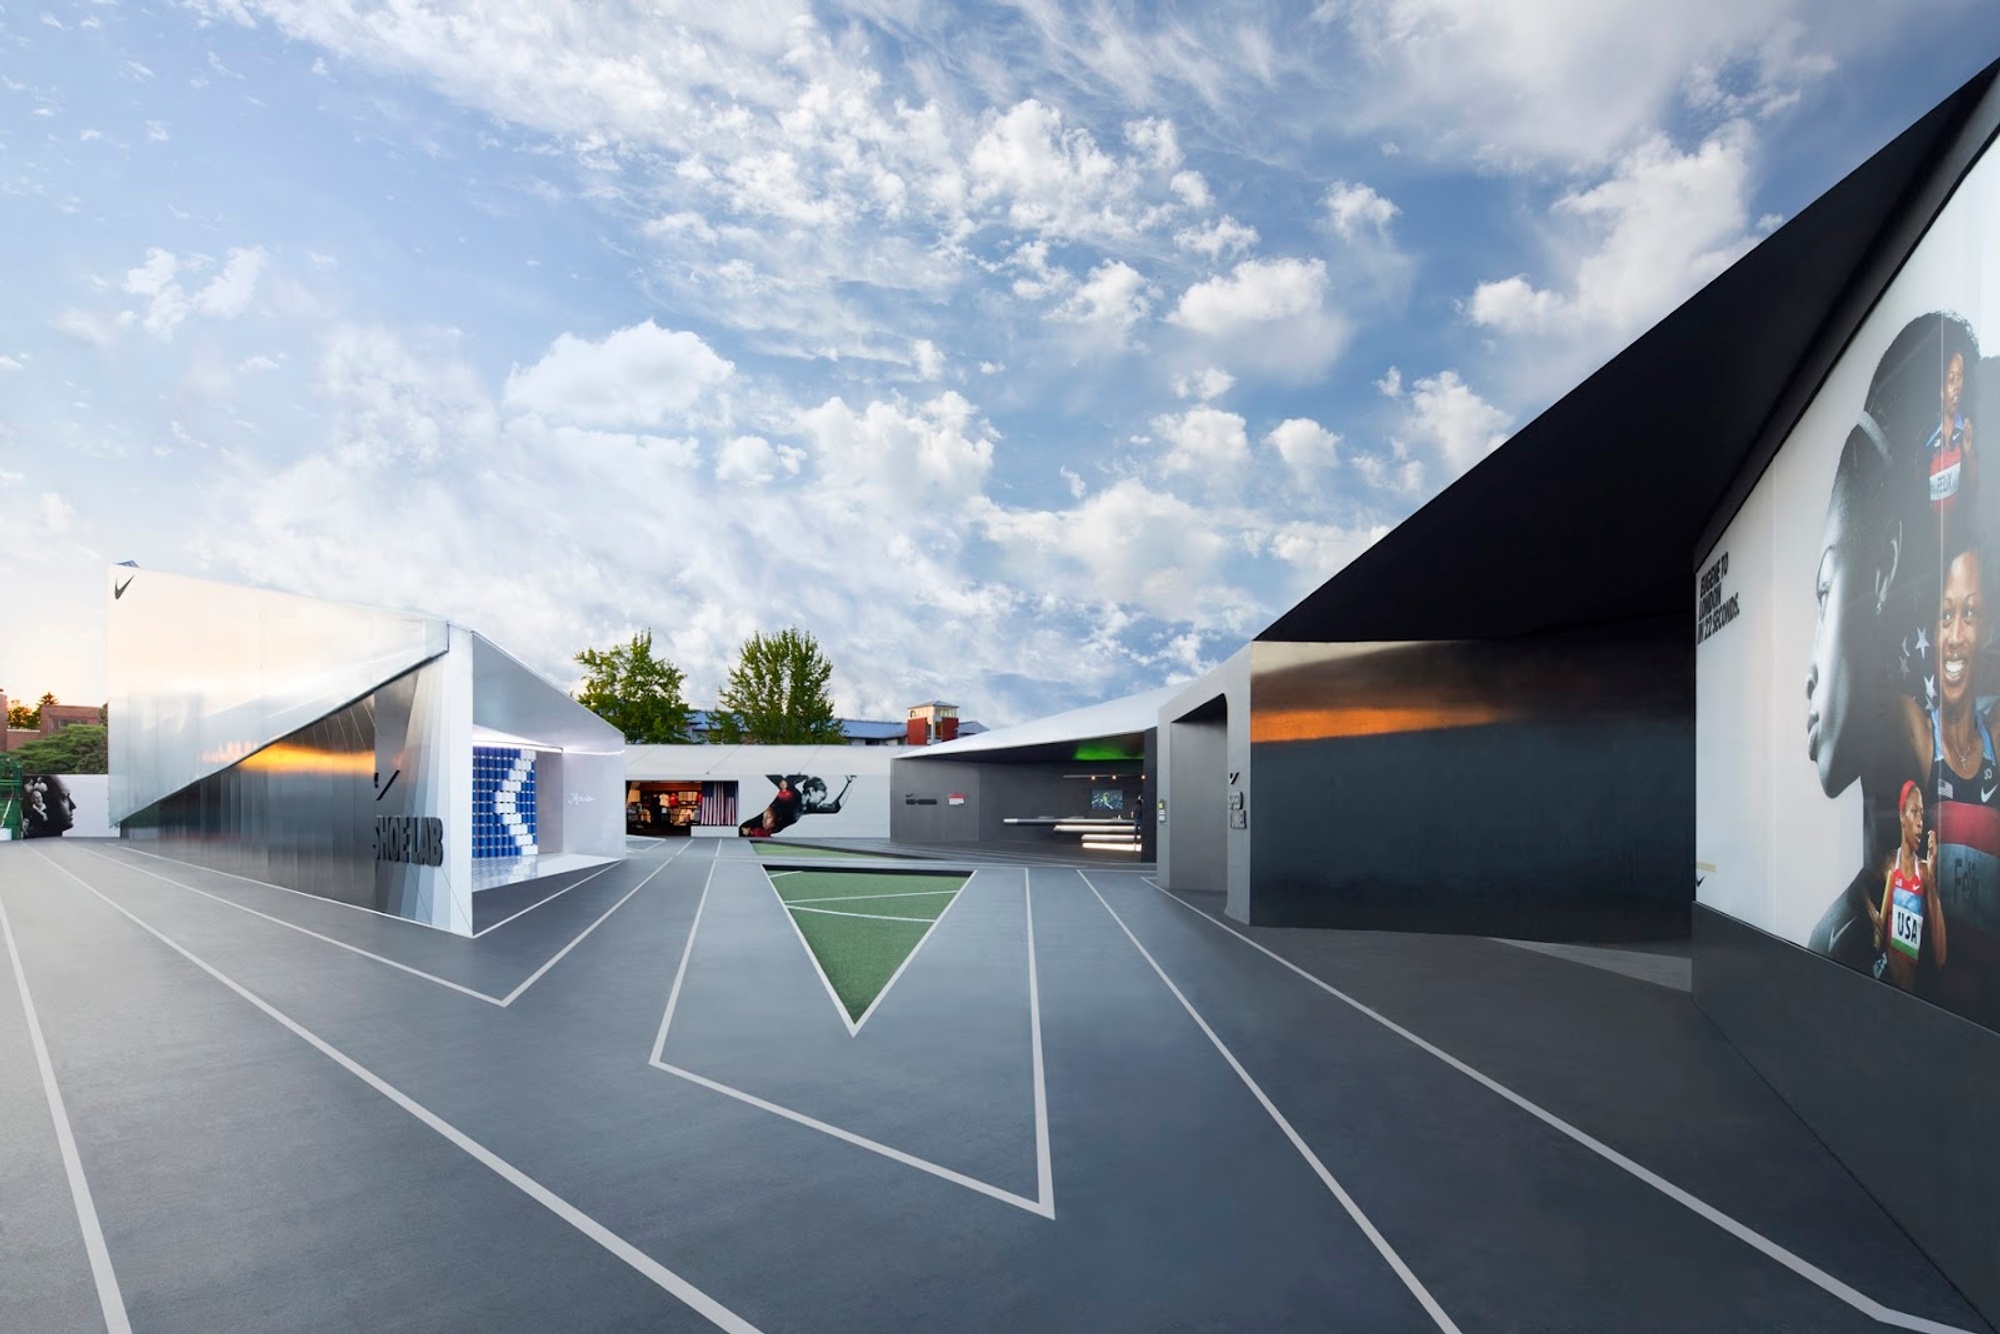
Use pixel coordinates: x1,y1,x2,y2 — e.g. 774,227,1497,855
375,769,400,802
113,576,134,599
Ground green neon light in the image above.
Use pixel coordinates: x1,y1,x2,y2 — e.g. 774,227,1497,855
1074,740,1143,761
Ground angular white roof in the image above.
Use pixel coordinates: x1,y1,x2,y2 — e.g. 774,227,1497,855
901,685,1177,759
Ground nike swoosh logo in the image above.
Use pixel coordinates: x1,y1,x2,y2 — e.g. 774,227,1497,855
1983,784,1997,804
375,769,400,802
113,576,134,599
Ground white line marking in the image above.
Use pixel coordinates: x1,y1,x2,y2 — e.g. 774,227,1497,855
777,889,960,904
786,905,936,924
2,871,132,1334
767,871,802,878
764,864,862,1036
653,864,1052,1218
1081,871,1459,1334
1134,875,1979,1334
70,846,660,1009
475,858,634,937
75,846,507,1006
34,851,760,1333
845,874,975,1034
497,860,675,1006
108,843,462,934
1024,869,1053,1217
651,857,720,1065
651,1059,1051,1218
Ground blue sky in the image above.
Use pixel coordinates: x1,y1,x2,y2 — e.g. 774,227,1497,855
4,1,1999,726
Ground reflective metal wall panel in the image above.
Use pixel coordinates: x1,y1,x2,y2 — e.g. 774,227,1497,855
123,692,380,908
124,656,469,932
107,565,447,823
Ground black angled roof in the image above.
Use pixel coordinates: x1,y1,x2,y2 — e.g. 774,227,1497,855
1259,60,2000,645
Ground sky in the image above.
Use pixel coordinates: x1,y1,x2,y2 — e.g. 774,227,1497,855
4,2,1999,728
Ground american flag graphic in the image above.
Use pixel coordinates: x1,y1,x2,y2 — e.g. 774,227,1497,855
699,782,737,827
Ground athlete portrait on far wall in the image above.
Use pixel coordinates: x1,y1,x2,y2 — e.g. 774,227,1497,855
1696,136,2000,1039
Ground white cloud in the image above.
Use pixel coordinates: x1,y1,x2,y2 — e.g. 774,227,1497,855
1313,0,1868,169
1172,257,1326,332
797,391,995,513
502,320,734,428
1468,123,1762,353
1174,214,1257,260
39,493,74,536
1048,260,1152,347
912,338,945,380
194,246,269,318
1167,257,1348,379
1153,405,1248,474
51,308,136,350
1125,117,1182,170
1060,466,1086,499
1376,366,1403,397
1171,367,1235,401
977,477,1234,621
1261,520,1384,584
0,469,23,485
1265,418,1340,483
145,121,169,142
968,99,1173,244
1325,180,1398,241
714,434,803,485
1353,441,1426,497
1169,170,1212,210
0,356,22,372
1398,370,1511,475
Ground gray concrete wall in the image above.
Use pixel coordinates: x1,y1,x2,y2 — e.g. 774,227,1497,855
1695,906,2000,1328
1157,649,1254,916
1163,718,1226,891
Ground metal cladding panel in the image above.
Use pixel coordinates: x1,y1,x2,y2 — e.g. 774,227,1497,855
469,632,623,754
107,566,447,823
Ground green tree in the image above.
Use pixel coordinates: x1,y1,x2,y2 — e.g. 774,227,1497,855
708,628,845,745
572,630,694,744
6,690,51,729
9,724,107,774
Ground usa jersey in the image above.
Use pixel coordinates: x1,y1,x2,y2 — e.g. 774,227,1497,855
1887,863,1926,960
1932,706,2000,938
1928,412,1970,513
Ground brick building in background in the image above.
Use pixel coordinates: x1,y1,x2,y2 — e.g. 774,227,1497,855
0,689,104,753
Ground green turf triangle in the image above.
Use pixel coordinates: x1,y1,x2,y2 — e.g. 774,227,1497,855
773,870,967,1023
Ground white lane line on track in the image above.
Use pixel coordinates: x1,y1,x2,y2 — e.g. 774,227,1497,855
1081,871,1460,1334
1,870,132,1334
1135,874,1980,1334
33,848,762,1334
70,845,670,1009
651,863,1054,1217
785,905,935,924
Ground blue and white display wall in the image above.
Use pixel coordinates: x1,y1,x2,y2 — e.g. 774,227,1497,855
472,745,538,860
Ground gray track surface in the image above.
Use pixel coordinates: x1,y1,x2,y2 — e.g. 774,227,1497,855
0,840,1987,1333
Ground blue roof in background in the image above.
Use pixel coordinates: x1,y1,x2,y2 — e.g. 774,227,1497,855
678,711,968,742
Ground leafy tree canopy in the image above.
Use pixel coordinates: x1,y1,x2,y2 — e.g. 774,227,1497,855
572,630,694,745
708,627,845,746
9,724,107,775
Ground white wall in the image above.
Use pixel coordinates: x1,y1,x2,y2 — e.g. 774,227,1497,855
625,744,899,838
9,773,117,838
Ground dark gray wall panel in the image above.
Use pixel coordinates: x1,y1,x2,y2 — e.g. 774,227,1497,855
1251,717,1692,937
1694,905,2000,1327
1246,619,1693,938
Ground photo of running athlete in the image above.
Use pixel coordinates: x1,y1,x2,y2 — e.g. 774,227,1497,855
1929,345,1976,523
1893,543,2000,1021
1866,780,1945,992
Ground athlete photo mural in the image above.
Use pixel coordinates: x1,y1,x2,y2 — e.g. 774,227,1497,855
1697,137,2000,1035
